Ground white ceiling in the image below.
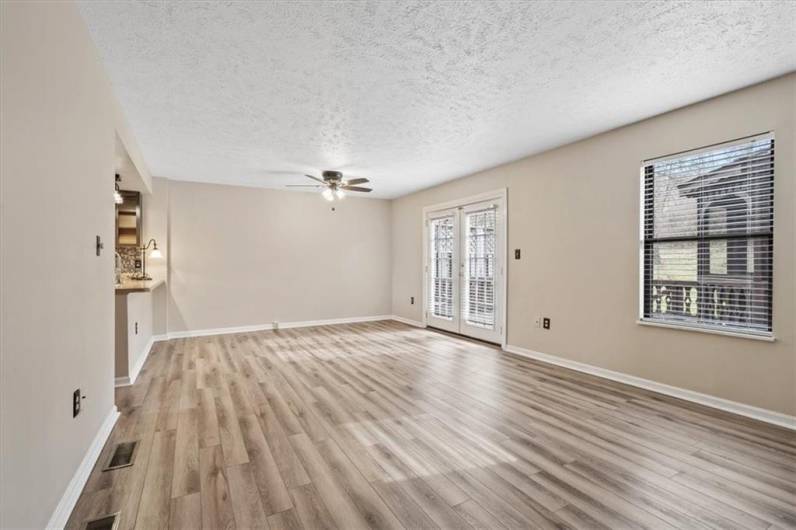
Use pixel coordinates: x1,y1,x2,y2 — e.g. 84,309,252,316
78,1,795,199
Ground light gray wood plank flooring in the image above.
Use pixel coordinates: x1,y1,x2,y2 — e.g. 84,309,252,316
67,321,796,529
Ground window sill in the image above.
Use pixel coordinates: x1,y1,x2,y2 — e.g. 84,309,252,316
637,319,775,342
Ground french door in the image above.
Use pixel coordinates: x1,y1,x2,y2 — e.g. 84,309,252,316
426,196,505,343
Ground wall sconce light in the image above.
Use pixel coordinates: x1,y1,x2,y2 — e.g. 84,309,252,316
132,238,161,280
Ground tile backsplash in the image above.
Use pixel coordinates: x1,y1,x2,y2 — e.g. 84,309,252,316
117,246,140,274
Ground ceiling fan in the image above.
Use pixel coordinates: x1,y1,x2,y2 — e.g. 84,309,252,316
287,170,372,201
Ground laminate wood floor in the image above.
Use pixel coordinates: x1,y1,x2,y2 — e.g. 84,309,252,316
67,320,796,529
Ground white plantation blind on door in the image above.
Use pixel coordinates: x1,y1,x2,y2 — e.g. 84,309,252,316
641,133,774,334
464,207,496,328
429,216,455,319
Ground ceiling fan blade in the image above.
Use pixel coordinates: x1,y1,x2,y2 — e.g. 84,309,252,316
345,186,372,193
343,177,369,186
305,174,325,184
286,185,323,188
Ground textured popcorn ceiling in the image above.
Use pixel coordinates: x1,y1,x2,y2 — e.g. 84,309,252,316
78,1,795,198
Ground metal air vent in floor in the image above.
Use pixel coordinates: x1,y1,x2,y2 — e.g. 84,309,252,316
84,512,120,530
103,440,138,471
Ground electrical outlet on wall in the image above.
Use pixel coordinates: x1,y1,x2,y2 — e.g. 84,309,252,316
543,317,551,330
410,296,415,305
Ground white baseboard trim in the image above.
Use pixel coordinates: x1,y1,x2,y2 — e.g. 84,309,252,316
46,406,120,529
154,315,395,340
280,315,393,330
114,336,156,387
390,315,426,328
503,344,796,431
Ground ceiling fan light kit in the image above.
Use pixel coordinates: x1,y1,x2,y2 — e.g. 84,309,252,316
286,170,372,201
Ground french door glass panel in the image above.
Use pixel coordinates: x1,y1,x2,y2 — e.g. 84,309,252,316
463,206,497,330
426,199,503,343
427,211,459,333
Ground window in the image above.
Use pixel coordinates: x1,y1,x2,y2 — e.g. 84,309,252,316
641,134,774,336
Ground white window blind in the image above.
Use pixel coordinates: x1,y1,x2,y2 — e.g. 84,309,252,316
429,216,455,319
641,133,774,335
464,207,496,328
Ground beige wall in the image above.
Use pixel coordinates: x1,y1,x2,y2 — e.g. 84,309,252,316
393,74,795,416
143,177,169,335
0,2,150,527
114,295,129,379
164,180,392,333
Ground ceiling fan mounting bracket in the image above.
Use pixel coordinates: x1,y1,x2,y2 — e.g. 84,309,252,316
322,170,343,182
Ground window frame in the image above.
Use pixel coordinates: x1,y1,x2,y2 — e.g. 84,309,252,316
637,133,775,341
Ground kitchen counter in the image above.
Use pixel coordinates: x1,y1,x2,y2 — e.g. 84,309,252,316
115,274,165,294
